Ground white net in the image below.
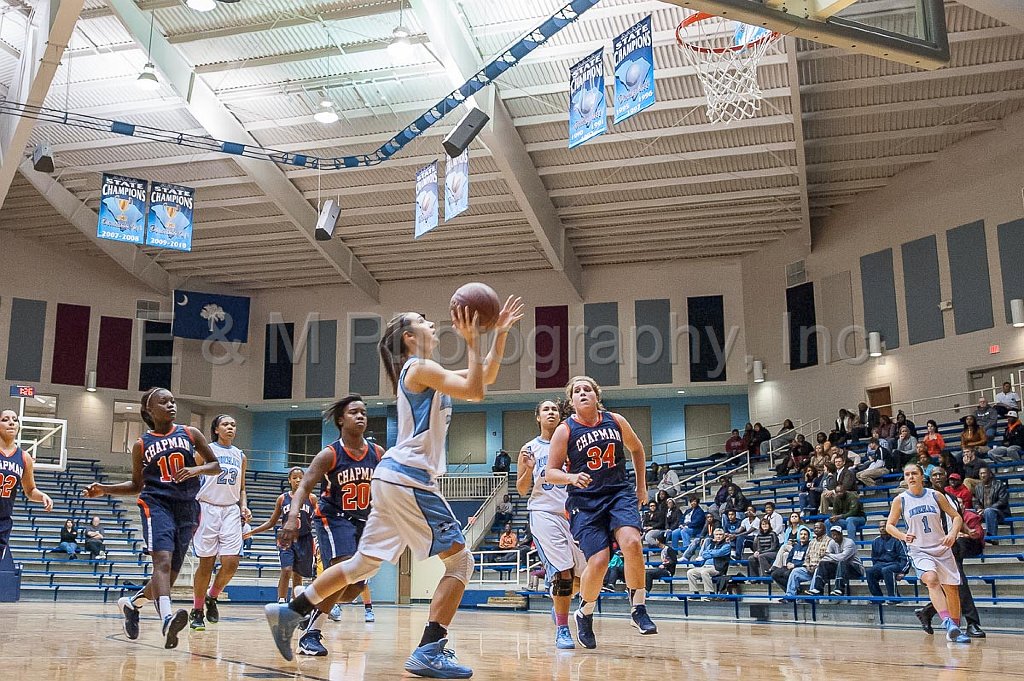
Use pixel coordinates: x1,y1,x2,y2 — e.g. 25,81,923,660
676,15,781,125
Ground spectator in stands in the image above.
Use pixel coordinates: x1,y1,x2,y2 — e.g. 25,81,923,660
748,517,781,577
671,495,706,550
740,423,754,456
853,402,880,440
819,454,856,513
974,398,999,440
495,494,514,526
763,501,784,538
646,462,660,496
877,414,897,445
994,381,1020,416
770,527,810,593
707,475,733,518
656,464,680,500
911,446,937,483
733,506,759,560
938,451,964,480
989,411,1024,462
974,466,1009,545
922,420,945,459
811,526,863,595
781,511,810,545
828,483,866,540
721,508,742,552
644,496,671,545
961,448,985,491
895,424,918,466
54,518,78,559
960,415,990,455
776,435,812,477
808,444,829,474
516,526,533,563
800,466,824,515
782,521,836,602
722,483,751,515
686,527,731,597
831,409,854,445
865,519,908,602
645,535,679,592
945,473,973,510
724,429,745,458
895,410,917,437
83,515,105,560
641,501,659,534
602,547,624,592
492,449,512,473
857,438,890,488
682,514,719,561
750,422,772,459
662,498,681,541
496,523,518,563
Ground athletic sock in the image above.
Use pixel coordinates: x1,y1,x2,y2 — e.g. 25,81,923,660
364,602,373,610
193,596,204,610
208,586,222,599
419,621,447,647
939,609,952,622
629,588,647,608
158,596,173,621
131,588,150,610
554,612,569,626
304,609,323,633
579,599,597,616
289,584,325,616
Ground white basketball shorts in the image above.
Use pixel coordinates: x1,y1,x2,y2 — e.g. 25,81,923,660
192,503,243,558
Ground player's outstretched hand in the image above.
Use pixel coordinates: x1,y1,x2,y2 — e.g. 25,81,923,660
82,483,105,499
278,517,299,549
451,305,481,345
39,492,53,512
174,466,203,483
570,472,592,489
495,296,525,333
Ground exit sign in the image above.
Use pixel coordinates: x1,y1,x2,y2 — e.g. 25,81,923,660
9,385,35,398
990,345,1001,354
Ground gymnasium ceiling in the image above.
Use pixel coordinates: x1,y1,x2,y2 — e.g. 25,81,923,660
0,0,1022,297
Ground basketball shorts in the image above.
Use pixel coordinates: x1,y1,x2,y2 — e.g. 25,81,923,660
192,503,243,558
567,486,643,559
0,515,12,563
315,512,364,565
138,496,199,572
530,510,586,578
908,544,961,586
357,479,465,563
279,534,315,579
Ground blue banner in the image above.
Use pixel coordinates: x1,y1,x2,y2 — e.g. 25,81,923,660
415,161,439,238
613,16,656,124
97,174,147,244
568,48,607,149
146,181,194,252
172,290,250,343
444,148,469,222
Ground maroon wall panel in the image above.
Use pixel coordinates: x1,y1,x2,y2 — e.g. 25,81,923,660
96,316,134,390
534,305,569,390
51,303,91,386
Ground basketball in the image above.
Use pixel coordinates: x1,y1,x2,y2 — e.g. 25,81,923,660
450,282,501,331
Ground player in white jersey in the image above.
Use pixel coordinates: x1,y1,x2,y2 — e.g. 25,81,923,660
266,297,524,680
886,462,970,644
190,414,250,630
517,398,586,650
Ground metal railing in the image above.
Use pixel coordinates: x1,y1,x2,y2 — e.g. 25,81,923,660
650,418,801,464
437,473,507,501
670,449,752,504
469,548,526,587
463,476,509,550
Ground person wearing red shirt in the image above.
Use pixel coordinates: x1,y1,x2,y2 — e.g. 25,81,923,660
944,474,973,510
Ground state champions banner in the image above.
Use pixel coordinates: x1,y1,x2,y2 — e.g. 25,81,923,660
568,48,607,149
415,161,439,238
146,181,195,252
444,148,469,222
613,16,656,124
97,174,147,244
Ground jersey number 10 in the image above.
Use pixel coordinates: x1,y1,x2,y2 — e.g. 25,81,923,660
586,444,616,471
157,453,186,483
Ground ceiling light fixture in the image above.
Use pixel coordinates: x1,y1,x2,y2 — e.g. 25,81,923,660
137,14,160,91
313,94,339,124
388,3,413,60
186,0,217,11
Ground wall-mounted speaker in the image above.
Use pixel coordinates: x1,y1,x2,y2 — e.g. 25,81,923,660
314,199,341,241
442,108,490,158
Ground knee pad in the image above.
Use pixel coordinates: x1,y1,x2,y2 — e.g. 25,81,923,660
550,570,574,598
341,553,383,583
442,548,475,586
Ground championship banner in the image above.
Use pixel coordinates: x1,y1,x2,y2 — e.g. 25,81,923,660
146,181,195,252
568,47,607,149
97,174,147,244
444,148,469,222
415,161,439,238
172,289,251,343
613,16,656,124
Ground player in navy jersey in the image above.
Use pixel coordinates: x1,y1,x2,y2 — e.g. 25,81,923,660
546,376,657,648
277,394,384,656
0,409,53,566
247,467,318,603
84,388,220,649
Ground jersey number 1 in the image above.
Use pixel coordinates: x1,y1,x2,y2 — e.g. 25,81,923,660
586,444,616,471
157,453,186,483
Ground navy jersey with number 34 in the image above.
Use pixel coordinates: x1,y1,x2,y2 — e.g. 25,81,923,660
139,425,200,502
564,412,628,497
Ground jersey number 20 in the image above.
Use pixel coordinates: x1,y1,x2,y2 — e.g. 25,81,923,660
586,444,616,471
341,482,371,511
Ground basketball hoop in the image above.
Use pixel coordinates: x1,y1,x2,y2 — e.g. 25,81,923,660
676,12,781,125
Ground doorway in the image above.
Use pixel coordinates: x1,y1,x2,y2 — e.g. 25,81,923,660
683,404,732,459
866,386,892,417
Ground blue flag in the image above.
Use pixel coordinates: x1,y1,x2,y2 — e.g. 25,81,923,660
444,148,469,222
415,161,439,238
613,16,656,124
172,290,250,343
146,182,194,252
568,48,607,149
98,174,147,244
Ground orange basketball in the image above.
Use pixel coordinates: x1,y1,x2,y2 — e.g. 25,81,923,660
450,282,501,331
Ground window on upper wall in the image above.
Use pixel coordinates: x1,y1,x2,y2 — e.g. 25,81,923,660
287,419,323,467
447,412,487,469
111,401,146,454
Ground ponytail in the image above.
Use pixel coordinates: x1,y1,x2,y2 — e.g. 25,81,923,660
379,313,415,394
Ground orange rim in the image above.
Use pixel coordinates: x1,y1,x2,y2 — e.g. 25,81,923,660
676,12,780,55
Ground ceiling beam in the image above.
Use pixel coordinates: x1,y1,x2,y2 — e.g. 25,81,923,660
562,187,803,217
804,120,999,146
519,108,792,143
951,0,1024,31
800,59,1024,94
798,25,1021,61
536,142,796,176
193,35,429,75
802,89,1024,121
785,38,812,251
0,0,84,209
806,153,940,172
548,167,796,199
107,0,381,302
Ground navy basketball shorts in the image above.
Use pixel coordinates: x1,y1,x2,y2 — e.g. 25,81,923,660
315,513,363,566
138,496,200,572
0,515,12,562
279,533,315,579
567,486,643,560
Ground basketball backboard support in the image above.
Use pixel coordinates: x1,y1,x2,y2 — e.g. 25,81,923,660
660,0,950,68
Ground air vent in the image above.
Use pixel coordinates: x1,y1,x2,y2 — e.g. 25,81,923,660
786,260,806,288
136,299,161,321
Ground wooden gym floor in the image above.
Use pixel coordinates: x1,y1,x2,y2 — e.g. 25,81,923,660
2,602,1020,680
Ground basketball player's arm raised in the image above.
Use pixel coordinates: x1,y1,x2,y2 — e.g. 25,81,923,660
82,441,145,497
934,492,964,547
454,296,524,385
279,447,335,548
173,427,222,482
408,306,486,401
246,495,284,538
611,412,648,505
544,423,591,488
516,446,535,496
19,451,53,511
885,498,909,543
